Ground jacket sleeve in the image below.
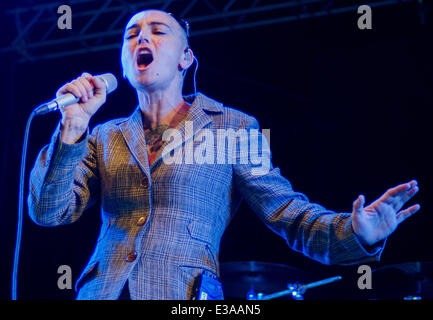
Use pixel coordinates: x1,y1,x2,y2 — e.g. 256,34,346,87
232,115,385,265
27,124,100,227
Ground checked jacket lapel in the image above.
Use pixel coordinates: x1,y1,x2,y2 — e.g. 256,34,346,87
119,93,223,177
119,108,151,180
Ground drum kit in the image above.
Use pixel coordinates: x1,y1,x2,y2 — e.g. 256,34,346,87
219,261,433,300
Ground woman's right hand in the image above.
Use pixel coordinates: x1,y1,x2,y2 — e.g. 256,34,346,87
58,72,107,144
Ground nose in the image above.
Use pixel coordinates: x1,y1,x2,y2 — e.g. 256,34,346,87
137,30,150,45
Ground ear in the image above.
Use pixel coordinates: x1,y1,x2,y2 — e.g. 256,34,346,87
179,47,194,71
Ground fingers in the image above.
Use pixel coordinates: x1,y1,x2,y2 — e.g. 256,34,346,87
396,204,421,224
384,180,416,199
57,81,81,99
353,194,365,214
90,75,107,95
56,72,96,102
78,73,95,100
380,180,419,210
400,186,419,208
73,78,90,102
400,183,419,203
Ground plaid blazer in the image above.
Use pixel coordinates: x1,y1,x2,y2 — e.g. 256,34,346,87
28,92,383,300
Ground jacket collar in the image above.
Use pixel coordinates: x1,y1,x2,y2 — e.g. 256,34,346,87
119,92,223,178
184,92,224,113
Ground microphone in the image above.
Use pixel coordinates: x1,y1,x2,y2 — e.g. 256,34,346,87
33,73,118,115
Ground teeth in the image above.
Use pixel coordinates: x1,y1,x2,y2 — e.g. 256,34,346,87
139,48,151,55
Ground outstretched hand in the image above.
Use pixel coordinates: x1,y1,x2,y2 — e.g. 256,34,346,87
351,180,420,246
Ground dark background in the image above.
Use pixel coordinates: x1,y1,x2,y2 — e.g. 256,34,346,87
0,1,432,300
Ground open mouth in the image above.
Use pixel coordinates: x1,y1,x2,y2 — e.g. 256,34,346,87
136,48,153,69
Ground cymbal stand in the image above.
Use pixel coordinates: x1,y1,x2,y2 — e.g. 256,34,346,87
247,275,342,300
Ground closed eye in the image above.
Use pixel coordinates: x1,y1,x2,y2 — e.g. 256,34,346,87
152,27,167,35
125,34,137,40
124,30,165,39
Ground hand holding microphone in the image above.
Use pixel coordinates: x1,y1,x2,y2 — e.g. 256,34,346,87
14,72,116,299
34,72,117,144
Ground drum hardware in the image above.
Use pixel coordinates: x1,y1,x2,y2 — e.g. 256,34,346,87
246,275,343,300
221,260,433,300
220,261,313,299
372,261,433,300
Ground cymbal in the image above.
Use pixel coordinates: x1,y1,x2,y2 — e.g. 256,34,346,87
220,261,312,299
374,261,433,278
372,261,433,299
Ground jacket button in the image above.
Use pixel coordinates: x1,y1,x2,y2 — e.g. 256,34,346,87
137,216,147,226
141,177,148,187
126,251,137,262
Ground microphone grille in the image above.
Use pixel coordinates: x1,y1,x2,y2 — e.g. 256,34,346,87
98,73,118,94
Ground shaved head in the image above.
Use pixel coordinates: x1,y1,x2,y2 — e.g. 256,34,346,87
126,10,189,48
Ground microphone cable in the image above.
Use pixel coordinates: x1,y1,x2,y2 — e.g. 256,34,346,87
12,109,37,300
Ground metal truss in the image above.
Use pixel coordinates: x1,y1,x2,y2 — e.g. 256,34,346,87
0,0,419,63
